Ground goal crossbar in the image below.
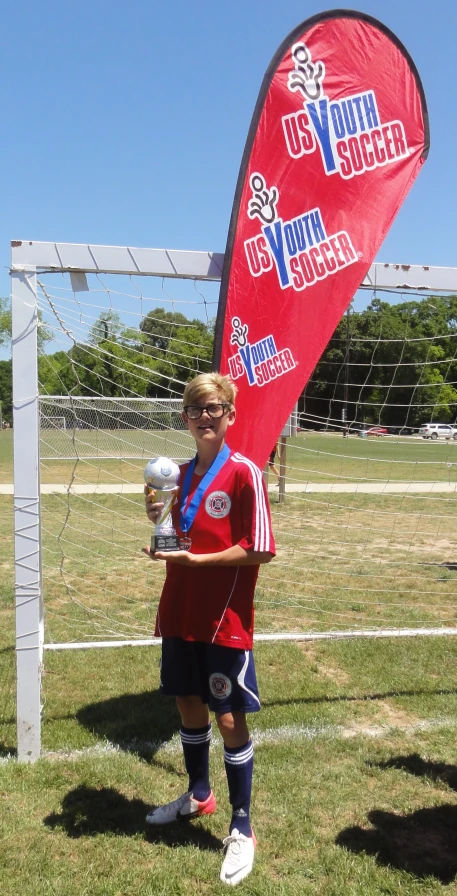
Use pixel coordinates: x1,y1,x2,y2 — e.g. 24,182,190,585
11,239,457,291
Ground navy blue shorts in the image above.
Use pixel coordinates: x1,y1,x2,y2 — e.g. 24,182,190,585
160,638,261,714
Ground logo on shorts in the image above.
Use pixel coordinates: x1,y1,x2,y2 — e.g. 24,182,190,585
209,673,232,700
205,491,231,518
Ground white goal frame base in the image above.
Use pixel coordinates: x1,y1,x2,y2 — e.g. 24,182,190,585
42,627,457,651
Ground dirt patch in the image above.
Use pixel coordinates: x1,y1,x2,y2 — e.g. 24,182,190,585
299,643,351,685
342,700,420,738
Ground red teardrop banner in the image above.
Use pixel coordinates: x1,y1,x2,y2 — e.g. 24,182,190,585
213,10,429,468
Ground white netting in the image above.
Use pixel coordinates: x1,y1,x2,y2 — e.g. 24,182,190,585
39,397,188,460
33,271,457,646
299,294,457,432
40,415,66,431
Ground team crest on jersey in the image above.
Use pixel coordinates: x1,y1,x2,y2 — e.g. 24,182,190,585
205,491,231,518
209,673,232,700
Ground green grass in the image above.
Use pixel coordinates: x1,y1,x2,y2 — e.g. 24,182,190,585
2,432,457,893
3,428,457,485
15,488,453,643
2,630,457,893
285,432,457,484
4,419,456,648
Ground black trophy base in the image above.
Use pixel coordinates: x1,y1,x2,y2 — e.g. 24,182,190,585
152,533,181,553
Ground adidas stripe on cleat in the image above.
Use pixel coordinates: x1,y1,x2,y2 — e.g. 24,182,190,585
145,790,216,825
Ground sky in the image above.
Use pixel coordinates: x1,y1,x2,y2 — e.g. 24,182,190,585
1,0,456,337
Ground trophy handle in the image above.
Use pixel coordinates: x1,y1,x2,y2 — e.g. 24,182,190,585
147,486,179,527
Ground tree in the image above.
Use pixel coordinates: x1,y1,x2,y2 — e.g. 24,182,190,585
303,295,457,428
140,308,213,395
0,297,52,354
0,360,12,423
88,311,126,345
38,351,79,396
0,298,12,350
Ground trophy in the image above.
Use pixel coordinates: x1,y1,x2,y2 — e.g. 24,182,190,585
144,456,181,552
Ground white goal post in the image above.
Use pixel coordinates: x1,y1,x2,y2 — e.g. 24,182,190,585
11,240,457,761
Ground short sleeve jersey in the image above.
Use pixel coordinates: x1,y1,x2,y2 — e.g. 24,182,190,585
155,450,276,649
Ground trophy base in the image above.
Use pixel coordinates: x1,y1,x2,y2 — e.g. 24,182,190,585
152,533,181,553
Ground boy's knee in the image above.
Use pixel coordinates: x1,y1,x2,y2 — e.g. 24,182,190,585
215,711,232,736
176,695,210,727
216,710,250,746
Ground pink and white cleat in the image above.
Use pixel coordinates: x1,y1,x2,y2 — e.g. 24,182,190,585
146,790,216,825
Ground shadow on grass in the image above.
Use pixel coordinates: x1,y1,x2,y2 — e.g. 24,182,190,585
0,705,16,757
373,753,457,792
262,686,457,708
76,689,181,762
0,639,17,755
423,561,457,572
43,784,221,850
336,804,457,884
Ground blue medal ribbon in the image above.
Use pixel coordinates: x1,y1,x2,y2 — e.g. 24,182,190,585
179,444,231,533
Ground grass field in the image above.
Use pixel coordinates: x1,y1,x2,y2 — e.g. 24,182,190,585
3,427,457,484
28,488,456,644
2,429,457,893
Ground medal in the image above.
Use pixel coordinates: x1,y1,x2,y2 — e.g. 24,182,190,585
179,444,231,534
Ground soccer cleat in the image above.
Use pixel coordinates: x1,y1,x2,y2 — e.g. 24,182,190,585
220,828,256,886
145,790,216,825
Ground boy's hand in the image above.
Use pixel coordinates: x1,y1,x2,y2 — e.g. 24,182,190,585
141,546,196,566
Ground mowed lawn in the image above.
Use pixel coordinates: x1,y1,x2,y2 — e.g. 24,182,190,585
2,427,457,484
2,430,457,894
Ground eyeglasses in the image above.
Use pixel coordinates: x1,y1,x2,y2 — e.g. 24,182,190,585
184,403,229,420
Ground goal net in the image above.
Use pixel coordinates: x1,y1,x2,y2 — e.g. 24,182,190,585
11,241,457,759
39,396,188,460
40,414,66,430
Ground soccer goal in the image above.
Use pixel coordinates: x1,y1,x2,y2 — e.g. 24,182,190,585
11,241,457,760
40,414,67,430
39,396,188,460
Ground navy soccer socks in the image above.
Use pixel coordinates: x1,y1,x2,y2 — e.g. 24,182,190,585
180,723,212,801
224,739,254,837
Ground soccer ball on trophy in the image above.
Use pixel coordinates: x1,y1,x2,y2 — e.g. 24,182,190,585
144,456,181,552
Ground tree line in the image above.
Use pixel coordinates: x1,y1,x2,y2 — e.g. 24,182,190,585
0,305,214,424
1,295,457,428
303,295,457,428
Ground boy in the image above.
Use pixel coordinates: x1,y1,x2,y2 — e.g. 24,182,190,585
143,372,275,886
268,441,280,485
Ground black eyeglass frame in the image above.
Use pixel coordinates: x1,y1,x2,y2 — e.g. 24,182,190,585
183,403,230,420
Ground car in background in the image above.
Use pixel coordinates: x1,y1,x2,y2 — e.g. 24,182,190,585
419,423,457,440
357,426,388,437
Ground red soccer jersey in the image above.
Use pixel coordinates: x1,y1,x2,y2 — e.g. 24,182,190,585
155,450,276,649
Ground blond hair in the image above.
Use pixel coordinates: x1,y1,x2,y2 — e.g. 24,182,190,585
183,372,237,408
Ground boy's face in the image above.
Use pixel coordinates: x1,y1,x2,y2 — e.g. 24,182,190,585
182,392,236,449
